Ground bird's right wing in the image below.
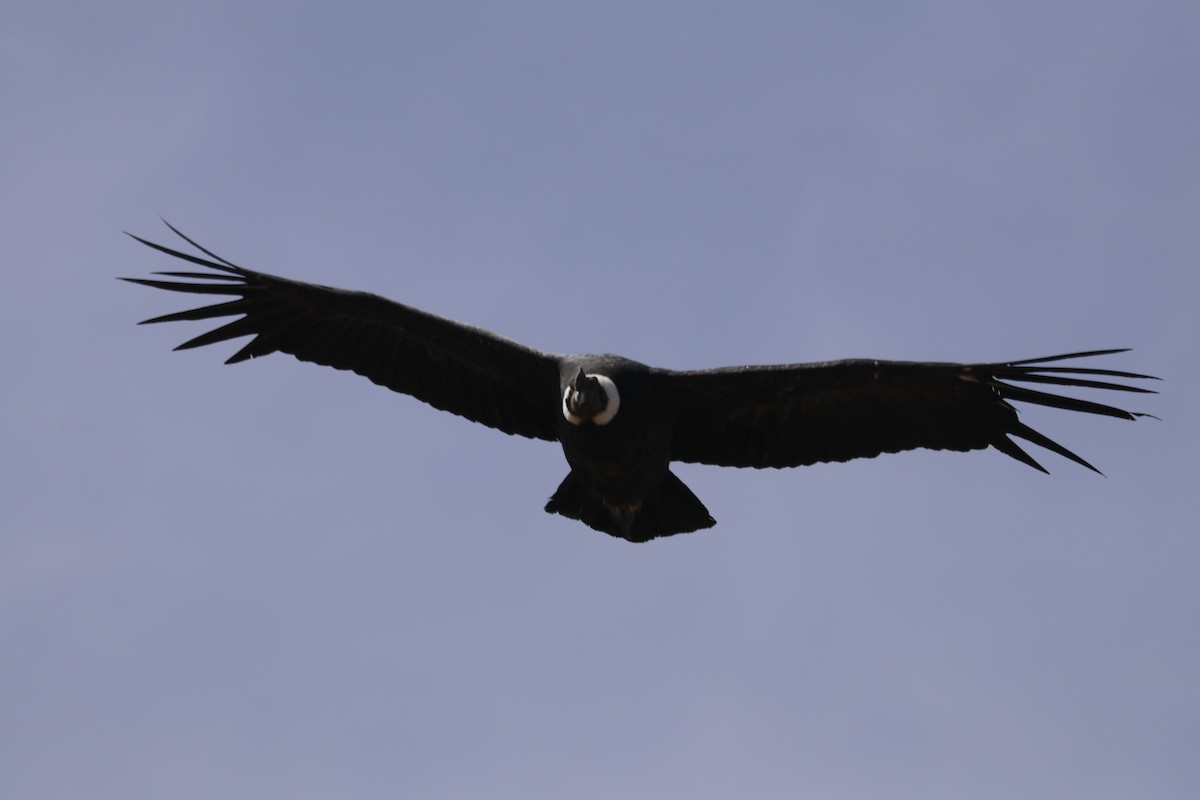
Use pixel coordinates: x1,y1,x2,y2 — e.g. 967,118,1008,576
123,223,563,441
665,351,1157,472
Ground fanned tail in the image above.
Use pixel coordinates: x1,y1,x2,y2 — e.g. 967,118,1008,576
545,470,715,543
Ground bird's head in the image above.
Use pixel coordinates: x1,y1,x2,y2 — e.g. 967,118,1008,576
562,369,620,426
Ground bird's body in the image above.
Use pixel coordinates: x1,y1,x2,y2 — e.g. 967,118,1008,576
125,224,1157,542
549,356,710,539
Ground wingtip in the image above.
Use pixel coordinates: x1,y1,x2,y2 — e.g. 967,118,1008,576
1008,348,1132,366
124,231,154,248
159,216,188,241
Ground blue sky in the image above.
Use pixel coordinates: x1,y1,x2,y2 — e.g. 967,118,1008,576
3,2,1197,797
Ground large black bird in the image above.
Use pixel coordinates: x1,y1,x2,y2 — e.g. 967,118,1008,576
124,224,1156,542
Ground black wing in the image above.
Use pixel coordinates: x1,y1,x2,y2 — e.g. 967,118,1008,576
123,223,562,441
667,351,1156,472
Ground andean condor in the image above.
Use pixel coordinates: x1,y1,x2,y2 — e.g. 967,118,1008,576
124,223,1157,542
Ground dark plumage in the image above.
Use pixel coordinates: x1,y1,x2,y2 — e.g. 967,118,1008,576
124,223,1158,542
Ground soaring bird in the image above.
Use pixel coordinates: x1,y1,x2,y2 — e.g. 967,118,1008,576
124,223,1157,542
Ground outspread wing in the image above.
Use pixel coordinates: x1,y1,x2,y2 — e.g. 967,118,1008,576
123,223,563,441
666,351,1157,472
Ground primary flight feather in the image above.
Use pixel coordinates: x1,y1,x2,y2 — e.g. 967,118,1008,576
124,223,1157,542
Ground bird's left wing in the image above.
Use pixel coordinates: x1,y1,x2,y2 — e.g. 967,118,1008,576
665,351,1156,472
123,223,563,441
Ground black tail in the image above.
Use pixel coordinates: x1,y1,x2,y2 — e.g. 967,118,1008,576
545,470,716,543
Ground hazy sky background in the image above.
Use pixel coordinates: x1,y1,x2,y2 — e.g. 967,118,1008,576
3,2,1197,798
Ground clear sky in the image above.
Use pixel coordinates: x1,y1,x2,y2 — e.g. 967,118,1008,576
3,2,1197,798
